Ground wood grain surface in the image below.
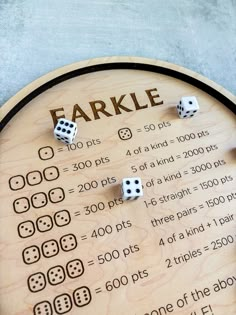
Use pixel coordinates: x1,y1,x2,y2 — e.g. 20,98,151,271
0,57,235,315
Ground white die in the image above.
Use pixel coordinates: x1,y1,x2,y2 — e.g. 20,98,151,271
121,177,143,200
54,118,77,144
177,96,199,118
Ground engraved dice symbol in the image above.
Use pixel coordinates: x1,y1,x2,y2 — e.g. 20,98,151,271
49,187,65,203
121,177,143,200
43,166,59,181
26,170,42,186
22,245,40,264
177,96,199,118
47,265,65,286
18,220,35,238
53,293,72,314
73,286,92,307
31,192,48,208
118,127,132,140
38,146,54,160
66,259,84,278
33,301,53,315
36,215,53,232
27,272,46,293
13,197,30,213
54,210,71,227
9,175,25,191
54,118,78,145
60,234,77,252
42,239,59,258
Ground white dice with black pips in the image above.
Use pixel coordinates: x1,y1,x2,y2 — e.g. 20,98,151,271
121,177,143,200
54,118,77,144
177,96,199,118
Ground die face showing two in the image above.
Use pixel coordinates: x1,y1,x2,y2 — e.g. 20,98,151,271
122,177,143,200
177,96,199,118
54,118,77,144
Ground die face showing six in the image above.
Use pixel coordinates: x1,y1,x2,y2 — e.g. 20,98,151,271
66,259,84,278
27,272,46,293
33,301,52,315
73,286,92,307
54,118,77,144
122,177,143,200
53,293,72,314
177,96,199,118
47,265,65,286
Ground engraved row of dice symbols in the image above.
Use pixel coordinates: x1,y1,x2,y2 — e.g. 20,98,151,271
18,210,71,238
13,187,65,213
28,258,84,293
34,286,92,315
9,166,59,191
22,233,77,264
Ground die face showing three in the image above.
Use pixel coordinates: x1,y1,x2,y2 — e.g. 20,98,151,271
177,96,199,118
122,177,143,200
54,118,77,144
36,215,53,232
54,210,71,227
18,220,35,238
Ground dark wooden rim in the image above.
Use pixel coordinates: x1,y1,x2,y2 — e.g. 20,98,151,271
1,62,235,132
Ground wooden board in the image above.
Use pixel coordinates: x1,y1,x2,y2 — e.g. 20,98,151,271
0,57,235,315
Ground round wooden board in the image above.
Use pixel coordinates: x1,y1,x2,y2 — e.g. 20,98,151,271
0,57,236,315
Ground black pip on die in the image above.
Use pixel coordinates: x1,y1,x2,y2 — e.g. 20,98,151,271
177,96,199,118
54,118,77,144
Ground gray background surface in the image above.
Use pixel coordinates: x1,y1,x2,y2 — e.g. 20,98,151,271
0,0,235,107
